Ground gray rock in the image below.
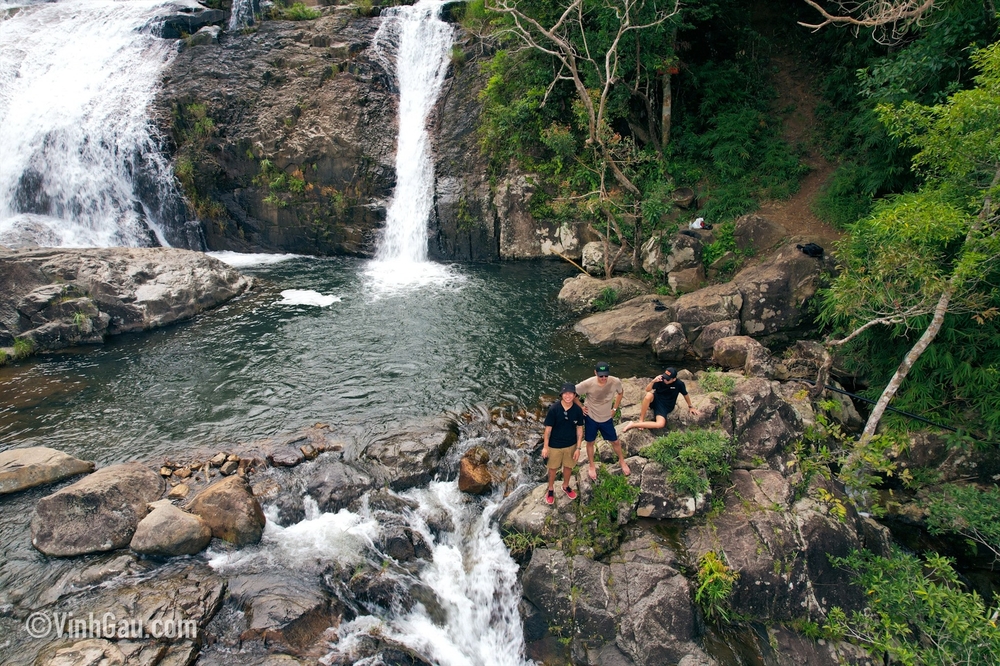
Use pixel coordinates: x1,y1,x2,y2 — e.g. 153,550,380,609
185,24,220,47
581,241,633,275
186,475,265,546
31,463,165,557
731,378,803,466
0,247,251,354
556,274,650,313
734,213,787,254
0,447,94,495
269,446,306,467
574,295,675,346
362,418,458,490
228,573,337,649
643,232,703,274
652,321,692,360
635,460,710,519
692,318,740,358
130,499,212,557
146,0,225,39
667,265,705,294
305,458,378,514
672,282,743,339
712,335,764,370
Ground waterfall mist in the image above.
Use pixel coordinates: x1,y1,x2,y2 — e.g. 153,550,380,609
0,0,189,248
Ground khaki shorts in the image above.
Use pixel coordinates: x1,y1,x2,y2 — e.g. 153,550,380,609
546,444,578,470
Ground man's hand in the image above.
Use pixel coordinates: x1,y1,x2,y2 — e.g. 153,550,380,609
542,444,549,459
572,447,580,461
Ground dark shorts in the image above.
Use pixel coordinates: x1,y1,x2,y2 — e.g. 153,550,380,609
585,416,618,443
652,399,675,422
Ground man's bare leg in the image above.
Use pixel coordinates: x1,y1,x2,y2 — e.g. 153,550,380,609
585,441,598,480
610,440,630,476
638,391,654,422
621,415,667,433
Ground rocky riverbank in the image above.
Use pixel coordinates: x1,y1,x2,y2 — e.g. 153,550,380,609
0,246,252,359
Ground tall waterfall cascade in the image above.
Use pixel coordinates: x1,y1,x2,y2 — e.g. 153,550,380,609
367,0,456,289
0,0,186,248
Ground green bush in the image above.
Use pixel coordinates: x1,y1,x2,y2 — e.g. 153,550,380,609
701,221,736,269
271,1,320,20
699,369,736,395
576,467,640,552
826,549,1000,665
591,287,619,311
640,429,734,497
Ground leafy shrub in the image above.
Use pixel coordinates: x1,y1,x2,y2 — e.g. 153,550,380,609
0,349,7,366
699,369,736,395
271,1,320,20
826,549,1000,665
701,221,736,269
591,287,619,311
576,467,640,553
640,429,734,497
502,530,545,559
695,551,738,622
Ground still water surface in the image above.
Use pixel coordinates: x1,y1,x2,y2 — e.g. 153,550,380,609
0,257,658,464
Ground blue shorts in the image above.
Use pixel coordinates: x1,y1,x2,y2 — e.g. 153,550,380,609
584,416,618,443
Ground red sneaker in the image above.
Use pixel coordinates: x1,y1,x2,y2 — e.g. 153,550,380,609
545,489,554,505
563,486,577,500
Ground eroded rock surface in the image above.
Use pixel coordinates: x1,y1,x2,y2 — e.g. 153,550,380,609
0,447,94,495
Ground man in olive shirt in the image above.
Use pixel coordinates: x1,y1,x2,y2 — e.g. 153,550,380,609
575,362,629,478
542,382,585,505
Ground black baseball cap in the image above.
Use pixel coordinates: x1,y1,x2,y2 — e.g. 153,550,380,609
560,382,577,395
595,362,610,377
663,367,678,379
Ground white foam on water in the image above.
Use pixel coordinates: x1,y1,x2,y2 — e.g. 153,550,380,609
277,289,342,307
363,258,466,296
207,251,304,267
207,498,379,573
325,482,532,666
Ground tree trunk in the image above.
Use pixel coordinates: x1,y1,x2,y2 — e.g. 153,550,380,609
661,71,672,148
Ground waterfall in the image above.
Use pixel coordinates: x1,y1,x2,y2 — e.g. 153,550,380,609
0,0,187,248
228,0,257,31
367,0,455,288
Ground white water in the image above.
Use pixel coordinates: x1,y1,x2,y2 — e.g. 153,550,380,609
0,0,180,248
206,250,304,267
209,483,532,666
367,0,455,289
277,289,342,307
228,0,255,31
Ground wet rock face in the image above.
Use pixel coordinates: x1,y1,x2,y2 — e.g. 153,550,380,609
130,499,212,557
31,463,165,557
186,475,266,546
0,247,252,353
362,417,459,491
154,10,395,256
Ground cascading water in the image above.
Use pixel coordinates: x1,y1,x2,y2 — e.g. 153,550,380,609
0,0,189,248
367,0,456,288
228,0,257,31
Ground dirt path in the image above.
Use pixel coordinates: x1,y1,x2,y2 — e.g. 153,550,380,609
757,54,842,243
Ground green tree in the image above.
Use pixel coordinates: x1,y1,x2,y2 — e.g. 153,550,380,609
819,41,1000,441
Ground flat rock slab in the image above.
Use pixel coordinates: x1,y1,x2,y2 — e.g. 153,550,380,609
0,446,94,495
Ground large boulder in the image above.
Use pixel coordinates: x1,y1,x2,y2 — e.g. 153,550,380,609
731,378,804,467
672,282,743,339
574,295,675,346
685,471,867,622
458,446,492,495
31,463,165,557
228,573,338,649
652,321,692,360
130,499,212,557
0,247,251,352
642,232,703,275
733,241,831,336
581,241,633,275
304,457,378,514
145,0,225,39
734,213,787,254
712,335,765,370
0,447,94,495
556,274,650,313
691,318,740,359
187,475,266,546
362,418,458,491
635,460,711,519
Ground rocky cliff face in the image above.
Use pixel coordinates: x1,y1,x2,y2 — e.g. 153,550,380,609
155,8,396,257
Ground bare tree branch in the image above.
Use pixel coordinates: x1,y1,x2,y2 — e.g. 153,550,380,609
798,0,936,43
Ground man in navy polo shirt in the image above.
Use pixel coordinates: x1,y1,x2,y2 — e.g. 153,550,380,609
621,367,697,433
541,382,585,505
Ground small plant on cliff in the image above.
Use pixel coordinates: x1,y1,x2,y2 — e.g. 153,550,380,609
72,312,88,331
12,337,33,360
591,287,619,312
701,221,737,270
575,467,640,554
502,530,545,559
0,349,8,366
269,1,320,20
641,429,734,497
695,551,738,623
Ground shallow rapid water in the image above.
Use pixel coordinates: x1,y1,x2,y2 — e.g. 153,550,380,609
0,257,659,465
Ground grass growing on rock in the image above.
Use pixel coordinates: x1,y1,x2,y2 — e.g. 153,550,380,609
591,287,619,311
13,337,33,360
695,550,738,623
699,369,736,395
641,429,734,497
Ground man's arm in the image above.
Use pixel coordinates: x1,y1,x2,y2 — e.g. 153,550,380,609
542,425,552,457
